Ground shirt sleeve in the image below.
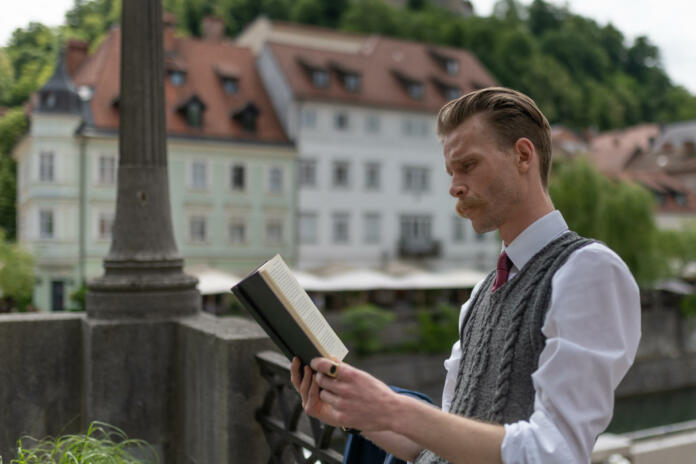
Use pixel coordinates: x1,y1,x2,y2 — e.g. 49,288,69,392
500,243,641,463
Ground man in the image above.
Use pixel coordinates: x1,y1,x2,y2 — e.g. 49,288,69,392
290,87,641,463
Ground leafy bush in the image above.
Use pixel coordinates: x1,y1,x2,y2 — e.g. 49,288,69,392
339,303,394,356
680,295,696,319
416,303,459,353
10,421,158,464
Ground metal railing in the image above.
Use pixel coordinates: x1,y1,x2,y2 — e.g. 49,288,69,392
255,350,345,464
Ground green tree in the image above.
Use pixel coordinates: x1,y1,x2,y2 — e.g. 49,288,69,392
0,229,34,309
549,158,665,285
0,49,14,106
0,108,29,241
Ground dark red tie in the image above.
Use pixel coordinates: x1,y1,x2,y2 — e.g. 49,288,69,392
492,251,512,292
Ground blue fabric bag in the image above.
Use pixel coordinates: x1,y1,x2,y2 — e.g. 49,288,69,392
342,386,434,464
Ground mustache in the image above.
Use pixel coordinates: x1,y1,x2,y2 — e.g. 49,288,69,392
456,197,485,216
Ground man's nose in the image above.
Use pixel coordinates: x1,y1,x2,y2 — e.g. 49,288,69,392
450,179,468,198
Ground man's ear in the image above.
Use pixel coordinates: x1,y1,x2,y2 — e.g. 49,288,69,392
514,137,535,175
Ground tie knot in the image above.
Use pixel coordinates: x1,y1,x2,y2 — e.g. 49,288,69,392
497,251,512,272
493,251,512,292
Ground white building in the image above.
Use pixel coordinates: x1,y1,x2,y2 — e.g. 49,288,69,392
238,18,501,271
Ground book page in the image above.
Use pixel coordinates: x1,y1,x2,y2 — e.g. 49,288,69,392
259,255,348,361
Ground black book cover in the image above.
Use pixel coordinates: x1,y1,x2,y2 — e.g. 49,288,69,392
231,271,322,365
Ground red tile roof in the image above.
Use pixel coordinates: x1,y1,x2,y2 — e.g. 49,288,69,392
587,123,660,174
266,35,497,112
617,169,696,213
70,27,288,144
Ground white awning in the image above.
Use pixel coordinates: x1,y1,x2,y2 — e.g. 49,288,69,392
192,266,486,295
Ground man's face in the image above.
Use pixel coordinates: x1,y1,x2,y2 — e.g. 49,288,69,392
443,114,523,234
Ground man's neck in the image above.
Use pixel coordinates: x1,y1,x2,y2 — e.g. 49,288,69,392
499,196,554,246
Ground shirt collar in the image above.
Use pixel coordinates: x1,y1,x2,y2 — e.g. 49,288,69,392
503,210,568,272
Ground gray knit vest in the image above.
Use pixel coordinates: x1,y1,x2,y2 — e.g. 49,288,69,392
415,232,593,464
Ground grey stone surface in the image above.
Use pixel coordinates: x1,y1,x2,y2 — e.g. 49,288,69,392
0,313,84,461
174,313,274,464
82,318,177,459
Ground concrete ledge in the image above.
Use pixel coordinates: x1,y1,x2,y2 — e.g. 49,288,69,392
0,312,85,460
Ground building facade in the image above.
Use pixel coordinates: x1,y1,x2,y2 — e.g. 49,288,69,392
238,18,501,272
14,17,297,311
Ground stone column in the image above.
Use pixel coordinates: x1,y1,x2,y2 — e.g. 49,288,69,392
86,0,199,318
82,2,199,461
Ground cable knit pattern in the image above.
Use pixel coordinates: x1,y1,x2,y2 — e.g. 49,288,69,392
415,232,593,464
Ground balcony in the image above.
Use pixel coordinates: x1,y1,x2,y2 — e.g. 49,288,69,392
398,237,441,259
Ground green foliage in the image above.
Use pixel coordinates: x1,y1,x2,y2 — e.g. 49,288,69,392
655,221,696,278
69,284,87,311
680,295,696,319
0,229,34,309
10,421,158,464
338,303,394,356
550,157,666,285
0,157,17,241
415,303,459,353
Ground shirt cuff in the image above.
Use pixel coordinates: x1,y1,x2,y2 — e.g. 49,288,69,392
501,411,578,464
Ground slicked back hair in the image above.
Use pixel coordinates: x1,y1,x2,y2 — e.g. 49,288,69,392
437,87,552,188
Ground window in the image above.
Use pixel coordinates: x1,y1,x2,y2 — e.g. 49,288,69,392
187,101,203,127
445,86,461,100
230,164,245,191
39,151,54,182
98,155,116,185
403,166,429,194
334,112,349,130
400,215,432,242
228,218,246,244
98,213,114,240
191,161,207,189
298,159,317,187
268,166,284,193
365,114,380,134
332,161,350,188
452,216,466,242
303,108,317,128
190,216,207,243
402,118,429,137
266,218,284,244
39,209,54,239
312,70,329,88
446,59,459,75
332,213,350,244
407,82,424,99
343,74,361,92
222,77,238,95
365,162,380,190
169,71,185,86
364,213,381,244
299,212,318,244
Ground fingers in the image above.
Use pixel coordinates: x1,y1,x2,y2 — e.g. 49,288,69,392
290,357,301,391
310,357,348,380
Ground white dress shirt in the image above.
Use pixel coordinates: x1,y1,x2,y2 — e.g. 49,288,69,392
441,210,641,463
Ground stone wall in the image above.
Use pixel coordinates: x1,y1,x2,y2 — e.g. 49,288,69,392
0,312,274,464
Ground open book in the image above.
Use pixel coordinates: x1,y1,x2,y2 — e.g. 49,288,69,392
230,254,348,365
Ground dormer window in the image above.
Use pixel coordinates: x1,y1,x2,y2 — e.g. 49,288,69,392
429,48,460,76
343,73,361,92
407,82,424,100
297,57,330,88
232,102,260,132
312,69,329,88
431,76,461,101
445,59,459,75
445,86,460,100
44,92,57,109
176,95,206,128
169,70,185,86
393,70,425,100
187,101,202,127
222,77,238,95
